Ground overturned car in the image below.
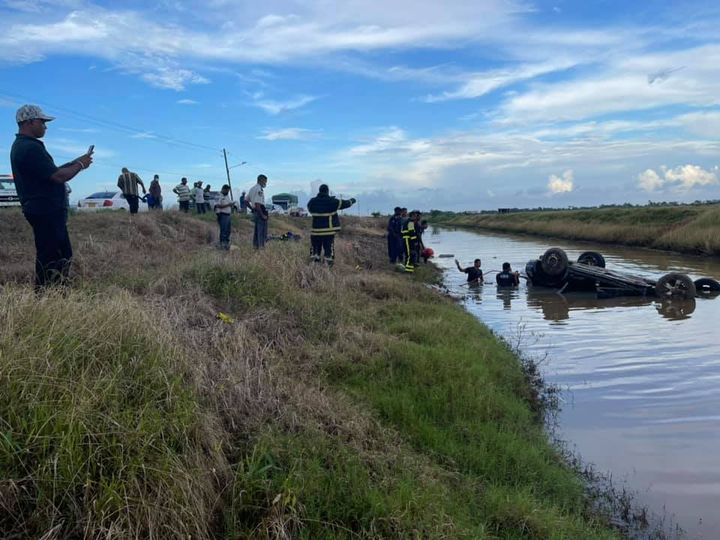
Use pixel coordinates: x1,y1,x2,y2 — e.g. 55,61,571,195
525,248,720,300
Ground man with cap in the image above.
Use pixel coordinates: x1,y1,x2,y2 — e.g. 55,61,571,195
117,167,146,214
306,184,356,266
10,104,93,289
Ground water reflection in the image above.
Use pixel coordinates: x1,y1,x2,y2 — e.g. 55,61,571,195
427,227,720,538
524,289,697,322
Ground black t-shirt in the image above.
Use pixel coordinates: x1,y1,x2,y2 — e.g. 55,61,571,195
496,271,518,287
463,266,484,282
10,134,62,215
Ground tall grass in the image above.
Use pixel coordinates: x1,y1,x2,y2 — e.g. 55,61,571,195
433,205,720,255
0,210,621,538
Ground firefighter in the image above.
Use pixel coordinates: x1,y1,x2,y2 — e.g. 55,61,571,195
307,184,356,266
401,210,421,273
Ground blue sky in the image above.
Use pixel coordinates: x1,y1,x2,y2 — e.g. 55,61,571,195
1,0,719,212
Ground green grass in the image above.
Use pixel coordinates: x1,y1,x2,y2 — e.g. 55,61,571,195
432,205,720,256
0,210,622,538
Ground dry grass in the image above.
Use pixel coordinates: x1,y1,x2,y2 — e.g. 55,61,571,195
0,209,619,538
434,204,720,256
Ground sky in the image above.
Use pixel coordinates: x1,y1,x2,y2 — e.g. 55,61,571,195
1,0,719,212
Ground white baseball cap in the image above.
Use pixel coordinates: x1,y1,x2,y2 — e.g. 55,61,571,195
16,104,55,123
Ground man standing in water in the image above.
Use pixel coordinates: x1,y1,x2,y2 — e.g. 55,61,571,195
496,262,520,287
455,258,484,284
10,104,93,289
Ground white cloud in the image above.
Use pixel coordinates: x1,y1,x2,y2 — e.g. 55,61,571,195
348,127,432,156
258,128,317,141
498,44,720,124
638,169,664,192
141,68,209,91
638,164,718,192
664,164,718,190
176,98,199,105
251,95,318,115
548,169,574,193
423,59,577,102
130,132,157,139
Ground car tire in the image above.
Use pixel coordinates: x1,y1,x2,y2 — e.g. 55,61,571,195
694,278,720,294
655,273,697,299
541,247,569,277
527,259,568,288
577,251,606,268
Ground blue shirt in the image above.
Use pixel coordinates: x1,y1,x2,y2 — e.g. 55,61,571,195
10,134,63,215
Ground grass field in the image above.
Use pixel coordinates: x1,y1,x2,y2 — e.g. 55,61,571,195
0,209,623,538
431,205,720,256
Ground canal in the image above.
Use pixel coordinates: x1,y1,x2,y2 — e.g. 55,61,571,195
426,227,720,539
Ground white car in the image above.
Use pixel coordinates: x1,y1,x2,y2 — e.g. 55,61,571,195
0,174,20,208
77,191,148,212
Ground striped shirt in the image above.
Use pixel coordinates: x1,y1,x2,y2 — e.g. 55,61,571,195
117,172,142,196
173,183,191,202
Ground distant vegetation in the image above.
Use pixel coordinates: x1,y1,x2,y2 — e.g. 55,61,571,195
0,210,622,538
430,203,720,256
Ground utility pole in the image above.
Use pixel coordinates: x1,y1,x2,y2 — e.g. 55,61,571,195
223,148,233,201
223,149,247,202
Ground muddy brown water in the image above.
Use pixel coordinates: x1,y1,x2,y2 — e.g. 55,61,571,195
427,227,720,539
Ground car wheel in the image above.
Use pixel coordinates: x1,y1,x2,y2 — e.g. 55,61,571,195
655,273,696,299
540,247,569,277
577,251,606,268
694,278,720,294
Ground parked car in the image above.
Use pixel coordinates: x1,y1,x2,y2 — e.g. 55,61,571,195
0,174,20,208
77,191,148,212
288,206,307,217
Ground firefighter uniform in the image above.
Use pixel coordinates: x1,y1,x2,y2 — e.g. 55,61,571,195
401,217,419,273
307,187,356,266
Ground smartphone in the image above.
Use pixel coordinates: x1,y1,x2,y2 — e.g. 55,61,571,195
87,145,95,155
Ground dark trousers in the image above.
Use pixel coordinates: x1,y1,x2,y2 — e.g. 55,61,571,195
253,214,267,249
388,234,403,263
196,201,206,214
25,211,73,289
124,194,139,214
217,213,231,248
179,200,189,213
311,235,335,265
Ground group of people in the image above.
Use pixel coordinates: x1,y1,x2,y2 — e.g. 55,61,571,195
455,258,520,287
386,207,429,273
10,103,362,291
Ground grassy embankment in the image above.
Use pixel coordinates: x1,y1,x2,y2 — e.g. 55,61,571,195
431,205,720,256
0,209,620,538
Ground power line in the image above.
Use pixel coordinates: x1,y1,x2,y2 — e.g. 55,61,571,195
0,89,223,155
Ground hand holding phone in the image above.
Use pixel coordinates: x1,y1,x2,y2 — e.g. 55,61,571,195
87,145,95,155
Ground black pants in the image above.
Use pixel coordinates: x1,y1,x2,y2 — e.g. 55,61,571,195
311,235,335,265
125,194,139,214
388,234,403,263
25,211,73,289
179,200,189,213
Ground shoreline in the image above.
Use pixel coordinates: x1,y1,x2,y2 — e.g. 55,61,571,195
430,204,720,258
1,210,631,538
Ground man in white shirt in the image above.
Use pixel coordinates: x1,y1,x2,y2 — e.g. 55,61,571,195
194,181,206,214
246,174,268,248
214,184,233,249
